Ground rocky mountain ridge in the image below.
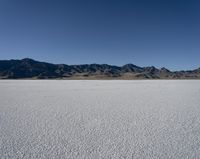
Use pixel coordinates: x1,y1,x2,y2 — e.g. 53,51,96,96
0,58,199,79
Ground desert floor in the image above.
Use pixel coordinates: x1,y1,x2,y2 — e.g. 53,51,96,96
0,80,200,158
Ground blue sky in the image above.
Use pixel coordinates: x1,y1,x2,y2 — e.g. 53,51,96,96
0,0,200,70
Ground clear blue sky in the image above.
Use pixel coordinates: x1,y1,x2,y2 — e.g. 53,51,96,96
0,0,200,70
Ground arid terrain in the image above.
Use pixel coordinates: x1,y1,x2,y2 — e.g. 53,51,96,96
0,58,200,79
0,80,200,158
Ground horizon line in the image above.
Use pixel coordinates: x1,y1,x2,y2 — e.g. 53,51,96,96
1,58,200,72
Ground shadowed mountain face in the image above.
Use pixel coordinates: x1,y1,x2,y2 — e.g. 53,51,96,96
0,58,199,79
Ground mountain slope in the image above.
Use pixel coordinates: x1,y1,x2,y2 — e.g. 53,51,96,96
0,58,199,79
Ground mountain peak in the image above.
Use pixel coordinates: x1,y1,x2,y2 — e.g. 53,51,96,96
122,64,143,73
123,63,138,67
160,67,171,72
21,58,35,62
0,58,200,79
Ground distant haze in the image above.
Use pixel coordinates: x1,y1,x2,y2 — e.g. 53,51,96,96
0,0,200,71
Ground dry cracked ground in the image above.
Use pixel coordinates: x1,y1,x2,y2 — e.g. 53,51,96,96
0,80,200,158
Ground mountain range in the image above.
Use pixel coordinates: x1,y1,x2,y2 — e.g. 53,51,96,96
0,58,200,79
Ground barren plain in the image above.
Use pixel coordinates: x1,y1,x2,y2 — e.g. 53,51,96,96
0,80,200,158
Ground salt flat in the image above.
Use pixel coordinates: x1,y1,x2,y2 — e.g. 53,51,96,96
0,80,200,159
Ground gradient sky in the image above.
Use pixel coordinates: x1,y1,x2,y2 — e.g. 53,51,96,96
0,0,200,70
